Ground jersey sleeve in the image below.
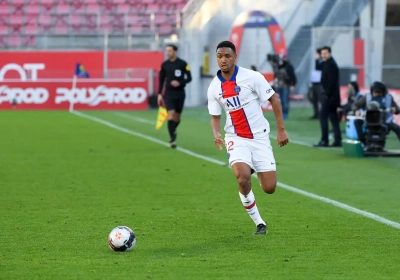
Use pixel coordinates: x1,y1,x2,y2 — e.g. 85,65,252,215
254,72,275,103
207,83,221,116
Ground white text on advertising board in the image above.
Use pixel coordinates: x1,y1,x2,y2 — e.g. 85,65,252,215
56,86,147,106
0,86,49,104
0,63,45,81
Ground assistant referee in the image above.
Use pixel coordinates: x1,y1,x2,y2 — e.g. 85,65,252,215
157,44,192,148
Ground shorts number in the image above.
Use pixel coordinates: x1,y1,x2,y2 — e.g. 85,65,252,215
227,141,234,151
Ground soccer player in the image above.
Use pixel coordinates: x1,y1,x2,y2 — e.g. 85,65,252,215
207,41,289,235
157,44,192,148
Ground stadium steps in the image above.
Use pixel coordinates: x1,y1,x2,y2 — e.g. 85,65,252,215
288,0,370,95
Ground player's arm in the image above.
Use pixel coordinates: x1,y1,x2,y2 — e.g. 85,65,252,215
390,96,400,114
351,95,366,114
183,63,192,86
157,63,166,94
157,63,166,106
211,115,224,150
207,85,224,150
255,73,289,147
269,94,288,147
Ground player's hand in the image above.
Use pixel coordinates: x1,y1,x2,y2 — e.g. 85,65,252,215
214,133,225,150
391,107,397,114
277,128,289,147
289,86,295,92
157,94,163,107
171,80,180,87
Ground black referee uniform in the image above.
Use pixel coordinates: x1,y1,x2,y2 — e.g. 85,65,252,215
158,57,192,145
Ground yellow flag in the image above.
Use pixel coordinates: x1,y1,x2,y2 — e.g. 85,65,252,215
156,106,168,130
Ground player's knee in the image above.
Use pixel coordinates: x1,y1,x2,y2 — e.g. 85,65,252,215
237,176,251,189
167,111,175,120
261,181,276,194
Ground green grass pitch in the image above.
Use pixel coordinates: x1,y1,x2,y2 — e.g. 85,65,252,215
1,108,399,279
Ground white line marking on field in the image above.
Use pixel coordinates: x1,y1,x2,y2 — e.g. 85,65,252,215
71,110,400,230
114,112,154,125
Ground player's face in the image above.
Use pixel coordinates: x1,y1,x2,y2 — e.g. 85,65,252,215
216,48,237,73
321,49,331,61
166,46,177,60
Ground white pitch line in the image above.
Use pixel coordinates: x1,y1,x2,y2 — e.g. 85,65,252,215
114,112,155,125
71,110,400,230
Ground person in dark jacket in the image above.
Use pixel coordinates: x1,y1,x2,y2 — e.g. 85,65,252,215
274,54,296,120
309,48,324,119
314,46,342,147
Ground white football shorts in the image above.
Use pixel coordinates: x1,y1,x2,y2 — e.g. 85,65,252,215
225,135,276,173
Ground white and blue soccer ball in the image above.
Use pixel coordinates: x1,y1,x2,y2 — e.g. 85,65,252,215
108,226,136,252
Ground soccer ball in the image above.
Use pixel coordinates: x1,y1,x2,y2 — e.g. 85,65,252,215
108,226,136,252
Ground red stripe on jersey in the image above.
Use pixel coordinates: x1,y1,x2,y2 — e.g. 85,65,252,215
244,200,256,210
229,108,253,139
221,81,238,98
222,80,253,139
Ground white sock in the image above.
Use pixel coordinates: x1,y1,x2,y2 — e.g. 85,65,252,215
239,190,265,226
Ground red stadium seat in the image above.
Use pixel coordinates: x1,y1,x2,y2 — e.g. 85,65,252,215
154,13,167,25
57,2,71,13
117,3,130,13
25,24,38,34
37,14,52,33
8,35,21,47
41,0,55,12
11,0,24,14
86,3,100,13
24,1,40,13
0,0,190,45
0,24,8,35
71,0,85,12
54,24,69,35
0,3,9,14
146,3,160,12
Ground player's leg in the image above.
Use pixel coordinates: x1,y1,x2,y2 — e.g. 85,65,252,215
257,171,277,194
174,93,186,130
232,162,267,235
250,137,278,233
164,96,177,147
174,94,185,135
227,138,267,235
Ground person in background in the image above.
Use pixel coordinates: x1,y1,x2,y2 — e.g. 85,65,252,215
314,46,342,147
274,54,296,120
339,81,363,119
352,81,400,144
309,48,324,119
157,44,192,148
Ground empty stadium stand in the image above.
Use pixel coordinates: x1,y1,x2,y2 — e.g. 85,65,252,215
0,0,188,48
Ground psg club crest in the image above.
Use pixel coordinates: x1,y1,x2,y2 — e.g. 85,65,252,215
234,86,241,93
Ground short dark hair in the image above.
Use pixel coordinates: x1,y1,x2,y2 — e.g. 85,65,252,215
316,48,322,54
167,44,178,51
216,41,236,53
321,46,331,53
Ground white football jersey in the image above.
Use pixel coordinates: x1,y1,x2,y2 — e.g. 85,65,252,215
207,66,275,139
